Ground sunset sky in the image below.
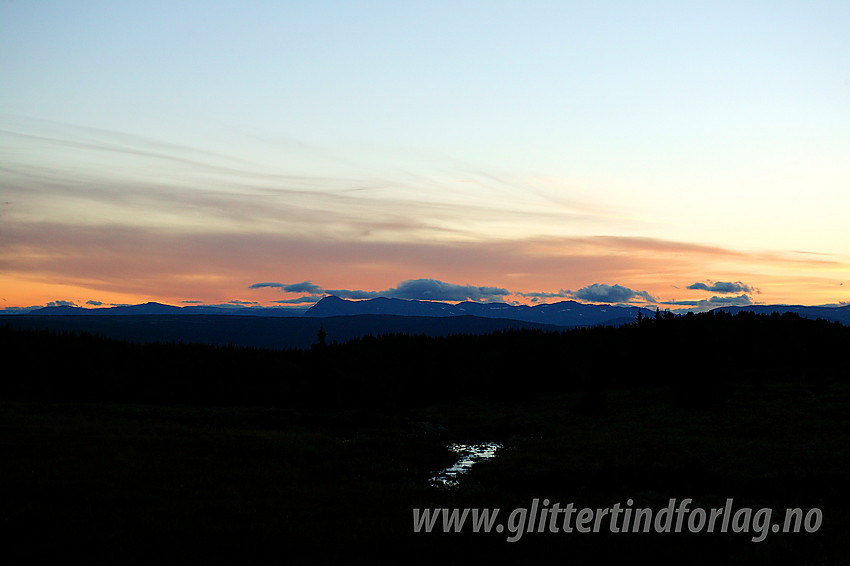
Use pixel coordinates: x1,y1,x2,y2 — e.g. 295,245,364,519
2,1,848,312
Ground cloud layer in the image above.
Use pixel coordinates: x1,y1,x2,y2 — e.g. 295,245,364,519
568,283,656,303
252,278,662,306
687,280,754,294
3,217,846,310
518,283,655,304
252,278,511,303
663,293,755,312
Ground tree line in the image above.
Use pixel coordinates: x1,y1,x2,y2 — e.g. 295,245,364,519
2,309,847,410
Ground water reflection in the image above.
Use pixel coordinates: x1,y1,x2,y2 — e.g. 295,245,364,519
429,442,502,487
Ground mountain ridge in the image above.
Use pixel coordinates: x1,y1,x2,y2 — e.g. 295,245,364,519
305,295,655,327
11,297,850,326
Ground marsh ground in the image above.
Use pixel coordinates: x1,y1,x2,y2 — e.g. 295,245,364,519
3,378,847,564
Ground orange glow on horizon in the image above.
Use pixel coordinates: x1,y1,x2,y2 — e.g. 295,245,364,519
2,225,847,311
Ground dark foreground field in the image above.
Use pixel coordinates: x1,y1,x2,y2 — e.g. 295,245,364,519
2,311,848,564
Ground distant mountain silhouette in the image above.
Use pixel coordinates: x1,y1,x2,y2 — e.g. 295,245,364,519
713,304,850,325
30,302,182,315
28,302,305,317
306,296,655,327
4,313,569,350
27,305,90,315
17,297,850,326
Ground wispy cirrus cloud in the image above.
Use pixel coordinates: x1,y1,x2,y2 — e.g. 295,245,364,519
3,218,847,309
2,117,628,250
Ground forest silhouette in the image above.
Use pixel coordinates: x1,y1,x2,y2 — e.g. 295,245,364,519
3,309,846,409
2,310,848,564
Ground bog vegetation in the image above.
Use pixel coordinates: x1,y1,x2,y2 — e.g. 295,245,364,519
2,310,848,564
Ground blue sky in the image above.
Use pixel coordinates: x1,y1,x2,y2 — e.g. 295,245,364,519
2,1,848,309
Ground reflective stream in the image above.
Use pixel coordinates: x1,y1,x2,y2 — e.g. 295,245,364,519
429,442,502,487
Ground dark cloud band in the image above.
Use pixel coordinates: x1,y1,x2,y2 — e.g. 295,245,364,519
687,280,754,294
253,279,655,305
251,278,511,303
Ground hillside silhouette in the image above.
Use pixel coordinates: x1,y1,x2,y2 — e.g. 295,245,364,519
2,309,848,564
3,309,847,408
3,313,570,351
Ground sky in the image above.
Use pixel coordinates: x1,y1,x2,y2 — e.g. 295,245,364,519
1,0,848,312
